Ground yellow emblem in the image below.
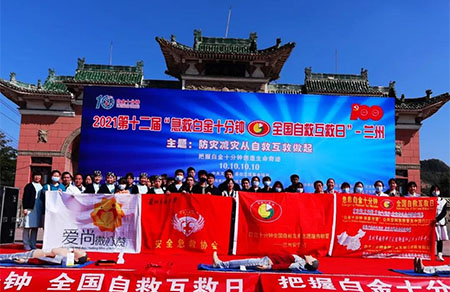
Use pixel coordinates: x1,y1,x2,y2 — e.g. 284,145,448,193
90,197,125,232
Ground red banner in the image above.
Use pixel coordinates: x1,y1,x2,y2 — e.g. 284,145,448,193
331,194,436,259
260,274,450,291
0,268,260,292
141,194,233,254
236,192,334,256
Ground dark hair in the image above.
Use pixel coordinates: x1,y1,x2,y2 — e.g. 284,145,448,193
51,170,61,176
207,173,215,179
61,171,73,180
295,182,304,188
273,181,284,190
225,178,235,186
118,178,127,185
388,178,396,185
326,178,335,184
198,170,207,177
304,259,319,271
374,180,384,187
353,181,364,193
241,178,250,184
75,254,88,265
340,182,350,189
262,176,271,182
313,180,323,188
125,172,134,179
407,181,417,189
251,176,260,182
74,173,83,178
187,167,195,173
32,171,42,178
290,174,299,180
224,169,234,175
429,185,441,196
185,175,195,182
175,169,185,175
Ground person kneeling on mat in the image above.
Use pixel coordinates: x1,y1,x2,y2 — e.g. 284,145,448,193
212,251,319,271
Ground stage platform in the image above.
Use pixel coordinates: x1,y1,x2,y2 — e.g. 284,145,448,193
1,244,449,291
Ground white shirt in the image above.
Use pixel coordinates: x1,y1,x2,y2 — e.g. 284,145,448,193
93,183,100,193
31,182,43,198
137,184,148,194
65,184,81,194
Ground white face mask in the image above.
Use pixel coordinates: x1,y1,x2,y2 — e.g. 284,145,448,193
375,186,383,193
252,181,259,187
275,187,282,192
118,184,126,190
297,188,304,193
264,181,271,187
356,187,363,194
342,188,350,194
433,191,440,197
175,175,184,182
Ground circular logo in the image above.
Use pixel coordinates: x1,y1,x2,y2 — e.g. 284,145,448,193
98,95,115,110
250,200,282,223
247,120,271,137
381,199,394,210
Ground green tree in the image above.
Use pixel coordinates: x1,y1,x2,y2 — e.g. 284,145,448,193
0,131,17,186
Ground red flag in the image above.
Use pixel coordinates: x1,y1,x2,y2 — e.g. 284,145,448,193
141,194,233,254
236,192,334,256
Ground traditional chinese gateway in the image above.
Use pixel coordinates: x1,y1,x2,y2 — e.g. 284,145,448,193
0,30,448,193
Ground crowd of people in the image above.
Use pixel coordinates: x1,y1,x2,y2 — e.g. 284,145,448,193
21,167,448,259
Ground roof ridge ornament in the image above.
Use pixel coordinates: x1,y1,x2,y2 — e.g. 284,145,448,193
425,89,432,100
9,72,16,82
360,68,368,80
77,57,86,69
136,60,144,72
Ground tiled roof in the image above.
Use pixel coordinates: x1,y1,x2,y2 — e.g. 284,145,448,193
267,84,303,94
303,67,395,97
67,58,143,85
395,92,450,110
0,71,71,96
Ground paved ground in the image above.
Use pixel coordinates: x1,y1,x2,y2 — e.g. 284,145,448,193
8,227,450,255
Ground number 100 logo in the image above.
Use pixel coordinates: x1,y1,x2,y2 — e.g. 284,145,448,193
350,104,383,121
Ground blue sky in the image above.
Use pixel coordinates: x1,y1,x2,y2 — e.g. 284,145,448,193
1,0,449,164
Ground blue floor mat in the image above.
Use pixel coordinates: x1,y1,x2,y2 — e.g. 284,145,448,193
198,264,321,273
0,261,94,268
389,269,450,277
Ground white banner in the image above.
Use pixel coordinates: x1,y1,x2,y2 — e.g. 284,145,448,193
43,192,141,253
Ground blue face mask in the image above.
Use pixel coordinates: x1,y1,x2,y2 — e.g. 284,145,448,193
342,188,350,194
356,187,363,194
375,186,383,193
51,176,60,183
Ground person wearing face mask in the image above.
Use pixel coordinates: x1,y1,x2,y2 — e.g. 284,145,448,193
294,182,304,193
40,170,66,224
85,171,103,194
98,172,118,194
167,169,185,193
114,178,130,194
260,176,273,193
22,172,43,250
131,173,150,194
353,182,364,194
313,180,324,194
193,176,209,194
340,182,351,194
250,176,261,192
61,172,81,194
273,181,284,193
324,178,338,194
285,174,300,192
373,180,388,196
431,185,448,261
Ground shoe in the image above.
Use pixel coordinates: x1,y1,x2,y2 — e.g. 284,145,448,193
413,257,419,273
437,253,445,261
212,251,222,268
416,258,424,273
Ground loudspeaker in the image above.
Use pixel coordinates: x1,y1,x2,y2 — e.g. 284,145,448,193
0,186,19,243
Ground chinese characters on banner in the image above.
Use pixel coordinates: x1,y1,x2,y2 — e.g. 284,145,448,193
236,192,334,256
43,192,141,253
141,194,233,254
79,88,395,191
331,194,436,259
